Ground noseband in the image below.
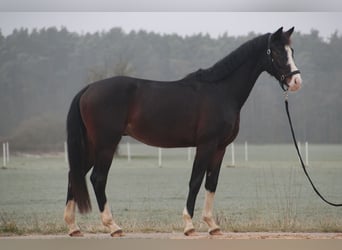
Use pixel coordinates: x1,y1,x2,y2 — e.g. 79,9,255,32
267,34,301,91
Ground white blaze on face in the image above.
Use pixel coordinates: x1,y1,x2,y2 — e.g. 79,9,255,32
285,45,302,92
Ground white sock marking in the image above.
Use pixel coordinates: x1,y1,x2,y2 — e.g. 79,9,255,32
101,202,122,235
202,191,220,232
64,200,80,234
203,191,215,219
182,207,195,234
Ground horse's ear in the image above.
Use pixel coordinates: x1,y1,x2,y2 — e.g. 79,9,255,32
272,27,283,41
285,27,295,38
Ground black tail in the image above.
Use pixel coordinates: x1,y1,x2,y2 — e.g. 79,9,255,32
66,86,91,214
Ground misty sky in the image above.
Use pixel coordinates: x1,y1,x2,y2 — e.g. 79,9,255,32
0,12,342,40
0,0,342,39
1,0,342,11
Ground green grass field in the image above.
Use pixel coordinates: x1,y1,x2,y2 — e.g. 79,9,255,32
1,144,342,235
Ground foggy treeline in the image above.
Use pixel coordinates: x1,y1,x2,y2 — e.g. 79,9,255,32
0,27,341,151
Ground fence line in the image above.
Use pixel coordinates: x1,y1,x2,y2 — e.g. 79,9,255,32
0,141,320,169
47,141,314,167
114,142,312,167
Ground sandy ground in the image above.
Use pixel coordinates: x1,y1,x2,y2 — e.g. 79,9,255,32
2,232,342,240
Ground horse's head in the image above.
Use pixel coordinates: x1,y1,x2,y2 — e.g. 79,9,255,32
266,27,302,92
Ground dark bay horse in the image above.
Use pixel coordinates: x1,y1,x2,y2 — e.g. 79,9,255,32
64,27,302,237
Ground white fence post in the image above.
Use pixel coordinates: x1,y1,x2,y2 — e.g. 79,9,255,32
5,142,9,164
244,141,248,162
2,143,6,167
305,141,309,166
158,148,162,167
231,143,235,166
187,147,192,162
127,142,131,162
64,141,68,163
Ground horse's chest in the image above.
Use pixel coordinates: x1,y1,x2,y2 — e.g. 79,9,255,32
219,113,240,145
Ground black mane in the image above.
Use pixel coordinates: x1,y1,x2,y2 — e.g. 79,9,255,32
185,33,270,83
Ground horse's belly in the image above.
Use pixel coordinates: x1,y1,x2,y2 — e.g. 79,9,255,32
125,119,196,148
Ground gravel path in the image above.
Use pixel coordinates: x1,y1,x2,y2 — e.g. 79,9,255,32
2,232,342,240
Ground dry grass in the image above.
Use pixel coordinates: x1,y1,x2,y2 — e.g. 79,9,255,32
1,145,342,236
1,210,342,236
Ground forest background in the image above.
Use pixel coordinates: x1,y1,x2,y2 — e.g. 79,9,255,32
0,27,341,151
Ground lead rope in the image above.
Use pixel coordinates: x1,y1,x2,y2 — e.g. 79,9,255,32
284,91,342,207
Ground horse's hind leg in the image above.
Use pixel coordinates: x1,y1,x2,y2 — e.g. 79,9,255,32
90,138,123,237
64,160,93,236
183,144,226,236
64,173,82,236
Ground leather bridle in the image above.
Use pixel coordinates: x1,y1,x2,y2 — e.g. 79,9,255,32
267,34,301,91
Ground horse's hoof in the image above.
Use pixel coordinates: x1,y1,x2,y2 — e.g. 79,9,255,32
111,229,125,237
184,228,198,236
69,230,84,237
209,228,223,236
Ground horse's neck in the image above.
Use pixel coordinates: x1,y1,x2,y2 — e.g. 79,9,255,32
221,54,264,110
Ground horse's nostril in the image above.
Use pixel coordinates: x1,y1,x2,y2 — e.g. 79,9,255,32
296,77,302,88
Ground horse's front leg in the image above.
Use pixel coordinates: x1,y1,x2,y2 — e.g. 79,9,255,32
183,143,219,236
202,191,222,235
202,148,225,235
